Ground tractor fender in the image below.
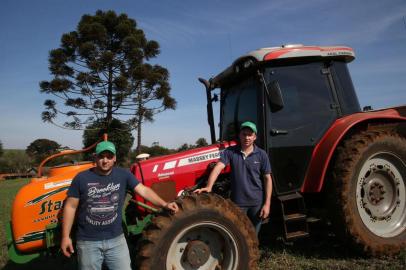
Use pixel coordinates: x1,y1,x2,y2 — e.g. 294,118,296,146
301,106,406,193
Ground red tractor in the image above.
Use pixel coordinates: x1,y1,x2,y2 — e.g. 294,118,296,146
7,44,406,269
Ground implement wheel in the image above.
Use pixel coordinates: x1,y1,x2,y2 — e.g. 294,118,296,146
136,193,259,270
332,130,406,255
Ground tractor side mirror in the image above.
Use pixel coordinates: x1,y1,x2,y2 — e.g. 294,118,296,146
267,80,284,112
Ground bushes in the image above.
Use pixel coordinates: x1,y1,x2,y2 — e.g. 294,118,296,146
0,150,32,174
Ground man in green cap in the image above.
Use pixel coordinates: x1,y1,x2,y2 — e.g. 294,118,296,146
61,141,179,270
195,121,272,235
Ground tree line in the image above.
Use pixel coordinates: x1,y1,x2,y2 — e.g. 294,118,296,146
0,137,208,174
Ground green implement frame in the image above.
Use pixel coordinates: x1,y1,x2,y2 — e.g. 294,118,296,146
6,200,158,264
6,222,41,264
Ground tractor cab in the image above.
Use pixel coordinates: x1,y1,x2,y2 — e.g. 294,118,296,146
201,44,361,194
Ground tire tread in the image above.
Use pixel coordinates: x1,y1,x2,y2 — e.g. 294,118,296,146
332,130,406,256
135,193,259,269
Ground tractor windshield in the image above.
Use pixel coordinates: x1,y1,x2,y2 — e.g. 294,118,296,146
220,76,259,142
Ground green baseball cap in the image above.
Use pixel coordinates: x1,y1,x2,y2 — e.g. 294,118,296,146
240,121,257,133
95,141,116,155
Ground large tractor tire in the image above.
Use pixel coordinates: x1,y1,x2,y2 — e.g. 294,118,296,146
135,193,259,270
332,130,406,256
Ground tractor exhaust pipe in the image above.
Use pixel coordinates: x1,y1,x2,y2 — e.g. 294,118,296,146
199,78,216,144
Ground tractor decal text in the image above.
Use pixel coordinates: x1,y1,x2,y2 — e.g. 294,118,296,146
151,150,223,173
39,199,64,214
44,179,72,190
33,213,57,223
26,186,69,206
158,171,174,179
178,150,221,167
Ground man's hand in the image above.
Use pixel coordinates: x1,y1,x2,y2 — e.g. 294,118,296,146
61,236,74,258
61,197,78,258
259,203,271,220
164,201,179,213
193,162,225,195
193,187,212,194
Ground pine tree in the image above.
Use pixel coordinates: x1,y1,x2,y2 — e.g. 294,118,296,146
40,10,176,149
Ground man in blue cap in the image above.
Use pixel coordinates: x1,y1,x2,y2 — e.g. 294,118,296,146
61,141,178,270
195,121,272,235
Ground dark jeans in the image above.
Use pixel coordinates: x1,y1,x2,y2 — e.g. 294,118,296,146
239,204,262,235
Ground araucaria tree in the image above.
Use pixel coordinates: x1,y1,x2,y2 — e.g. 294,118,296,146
129,63,176,152
40,10,176,150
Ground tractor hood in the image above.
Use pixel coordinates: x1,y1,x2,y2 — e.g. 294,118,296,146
130,141,236,201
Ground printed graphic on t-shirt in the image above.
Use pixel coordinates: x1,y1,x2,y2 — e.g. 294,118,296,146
85,182,120,226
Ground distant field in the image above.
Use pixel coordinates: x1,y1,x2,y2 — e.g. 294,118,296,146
1,178,405,269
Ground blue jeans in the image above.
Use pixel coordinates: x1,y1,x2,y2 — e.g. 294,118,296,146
76,234,131,270
239,205,263,235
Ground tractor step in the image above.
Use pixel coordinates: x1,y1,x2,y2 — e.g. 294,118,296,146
278,192,309,241
286,230,309,240
306,217,321,223
278,192,303,201
284,213,306,222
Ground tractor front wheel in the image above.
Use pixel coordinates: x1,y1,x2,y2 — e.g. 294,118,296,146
332,130,406,255
135,193,259,270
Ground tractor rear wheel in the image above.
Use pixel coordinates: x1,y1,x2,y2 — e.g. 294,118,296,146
135,193,259,270
332,130,406,255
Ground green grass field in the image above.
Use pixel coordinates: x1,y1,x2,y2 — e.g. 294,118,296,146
1,178,405,270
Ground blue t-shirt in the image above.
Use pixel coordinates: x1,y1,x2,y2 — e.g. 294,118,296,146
67,167,140,241
220,145,271,207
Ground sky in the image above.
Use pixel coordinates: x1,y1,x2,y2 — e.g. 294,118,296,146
1,0,406,150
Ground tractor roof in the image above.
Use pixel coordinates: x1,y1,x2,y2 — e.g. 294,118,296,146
210,44,355,88
244,44,355,63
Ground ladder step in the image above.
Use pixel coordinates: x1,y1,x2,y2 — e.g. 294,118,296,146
286,231,309,240
284,213,306,222
278,192,303,202
306,217,321,223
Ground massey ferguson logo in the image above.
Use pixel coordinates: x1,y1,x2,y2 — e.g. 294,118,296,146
178,150,221,167
152,150,222,174
187,152,220,163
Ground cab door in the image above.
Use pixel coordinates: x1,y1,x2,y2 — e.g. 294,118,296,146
265,62,339,194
